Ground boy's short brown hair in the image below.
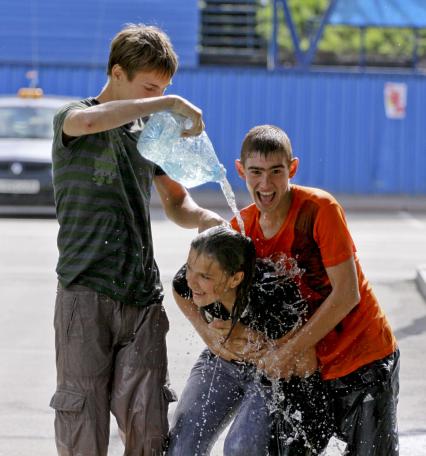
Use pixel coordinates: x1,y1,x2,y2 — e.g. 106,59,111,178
107,23,178,80
240,125,293,164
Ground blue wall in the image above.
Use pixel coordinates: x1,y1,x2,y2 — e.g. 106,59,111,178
171,69,426,196
1,63,425,195
0,0,198,68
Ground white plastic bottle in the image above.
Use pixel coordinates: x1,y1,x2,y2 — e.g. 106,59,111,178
137,111,226,188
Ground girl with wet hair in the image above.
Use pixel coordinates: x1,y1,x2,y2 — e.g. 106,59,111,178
167,225,332,456
188,225,256,339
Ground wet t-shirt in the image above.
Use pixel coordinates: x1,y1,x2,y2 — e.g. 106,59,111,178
231,184,397,379
173,259,307,339
52,98,165,306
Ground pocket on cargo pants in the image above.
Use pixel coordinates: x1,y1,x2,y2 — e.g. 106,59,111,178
50,389,88,454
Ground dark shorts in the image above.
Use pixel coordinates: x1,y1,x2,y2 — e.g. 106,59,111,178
327,350,400,456
268,371,333,455
50,283,176,456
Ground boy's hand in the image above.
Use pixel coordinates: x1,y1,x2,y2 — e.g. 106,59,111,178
199,323,236,362
209,320,267,362
255,343,297,380
256,342,318,380
197,210,227,233
293,346,318,378
169,95,205,137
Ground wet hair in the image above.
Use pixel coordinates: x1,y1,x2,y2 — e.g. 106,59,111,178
190,225,256,338
107,23,178,80
240,125,293,165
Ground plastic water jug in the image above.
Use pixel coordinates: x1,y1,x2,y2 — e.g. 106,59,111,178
137,111,226,188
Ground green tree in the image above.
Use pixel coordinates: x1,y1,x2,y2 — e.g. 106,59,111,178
256,0,424,67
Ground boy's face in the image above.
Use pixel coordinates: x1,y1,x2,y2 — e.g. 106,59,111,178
111,65,171,100
235,152,298,215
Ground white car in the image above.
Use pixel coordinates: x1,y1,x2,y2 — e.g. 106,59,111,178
0,89,73,215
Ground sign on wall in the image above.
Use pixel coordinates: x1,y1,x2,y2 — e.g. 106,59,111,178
384,82,407,119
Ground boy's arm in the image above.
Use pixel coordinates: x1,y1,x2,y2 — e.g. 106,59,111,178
154,174,225,231
63,95,203,137
172,289,237,361
260,256,360,379
209,319,268,357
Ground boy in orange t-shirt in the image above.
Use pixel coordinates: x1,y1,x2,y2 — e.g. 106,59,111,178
229,125,399,455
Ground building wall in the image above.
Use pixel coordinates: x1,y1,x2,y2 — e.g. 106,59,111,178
1,64,424,195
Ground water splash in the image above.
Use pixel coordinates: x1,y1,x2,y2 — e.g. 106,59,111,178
259,253,305,281
195,353,221,454
218,171,245,235
244,256,337,455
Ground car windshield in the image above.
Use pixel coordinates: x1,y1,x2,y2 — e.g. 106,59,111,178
0,106,56,139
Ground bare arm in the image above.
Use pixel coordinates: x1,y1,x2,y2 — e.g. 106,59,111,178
260,256,360,379
154,173,225,231
63,95,204,137
208,319,268,358
173,289,237,361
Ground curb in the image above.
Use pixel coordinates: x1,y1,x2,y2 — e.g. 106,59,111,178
336,195,426,213
416,265,426,301
151,190,426,212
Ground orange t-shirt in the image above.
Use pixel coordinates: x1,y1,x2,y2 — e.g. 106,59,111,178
231,185,397,380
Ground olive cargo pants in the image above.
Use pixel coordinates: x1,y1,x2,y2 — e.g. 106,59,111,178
50,283,176,456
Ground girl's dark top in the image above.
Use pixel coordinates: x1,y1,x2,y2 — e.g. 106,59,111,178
173,258,333,452
173,258,307,340
173,259,334,455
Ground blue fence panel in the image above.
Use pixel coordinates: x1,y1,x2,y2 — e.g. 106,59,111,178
170,68,426,195
1,64,425,195
0,0,198,68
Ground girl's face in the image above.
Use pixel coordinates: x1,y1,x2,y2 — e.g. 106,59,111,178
185,248,241,309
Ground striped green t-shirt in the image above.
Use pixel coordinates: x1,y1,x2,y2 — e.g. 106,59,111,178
52,98,164,306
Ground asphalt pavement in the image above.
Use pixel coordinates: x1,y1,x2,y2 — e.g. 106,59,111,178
0,202,425,455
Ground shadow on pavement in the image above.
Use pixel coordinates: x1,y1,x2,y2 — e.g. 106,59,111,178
394,316,426,341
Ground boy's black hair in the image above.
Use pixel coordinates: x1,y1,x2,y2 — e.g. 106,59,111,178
240,124,293,164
